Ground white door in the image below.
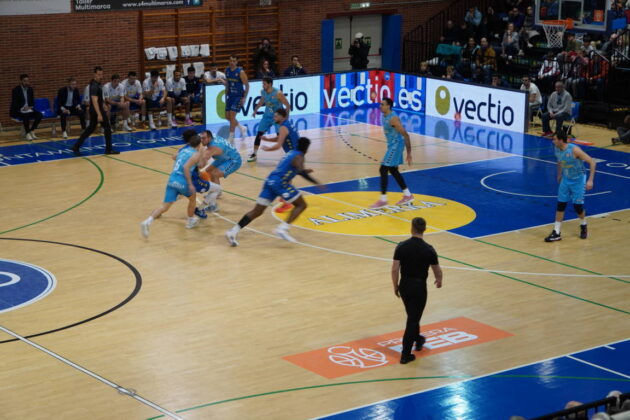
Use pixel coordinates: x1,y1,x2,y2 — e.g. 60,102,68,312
333,14,382,72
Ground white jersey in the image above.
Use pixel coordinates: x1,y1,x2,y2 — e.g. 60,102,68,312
166,77,187,96
103,82,125,102
122,79,143,99
204,70,226,84
143,77,165,101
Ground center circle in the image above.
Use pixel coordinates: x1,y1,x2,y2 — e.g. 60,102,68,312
274,191,476,236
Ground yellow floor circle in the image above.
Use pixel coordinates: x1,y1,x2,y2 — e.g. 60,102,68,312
273,191,476,236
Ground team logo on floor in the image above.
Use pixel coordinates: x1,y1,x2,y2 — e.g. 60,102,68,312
274,191,476,236
284,317,512,378
0,259,56,313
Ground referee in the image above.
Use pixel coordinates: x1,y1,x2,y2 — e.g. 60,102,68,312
72,66,119,156
391,217,443,364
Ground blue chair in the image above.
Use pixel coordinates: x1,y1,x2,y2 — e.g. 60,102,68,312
34,97,58,136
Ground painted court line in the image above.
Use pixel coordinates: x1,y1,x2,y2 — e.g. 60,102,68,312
0,325,184,420
567,355,630,379
315,339,630,419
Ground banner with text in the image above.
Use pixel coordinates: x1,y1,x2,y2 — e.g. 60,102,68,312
74,0,202,12
0,0,70,15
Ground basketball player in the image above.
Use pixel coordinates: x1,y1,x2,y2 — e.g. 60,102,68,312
143,70,176,130
370,97,413,209
140,134,204,238
225,54,249,143
225,137,320,246
247,77,291,162
544,131,596,242
122,71,146,128
103,74,132,132
166,70,192,126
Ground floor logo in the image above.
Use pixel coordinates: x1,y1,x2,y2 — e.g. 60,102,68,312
0,259,56,313
274,191,475,236
284,317,512,378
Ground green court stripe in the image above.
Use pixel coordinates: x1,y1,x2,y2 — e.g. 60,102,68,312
474,238,630,285
144,374,629,419
0,158,104,235
374,236,629,315
104,155,255,202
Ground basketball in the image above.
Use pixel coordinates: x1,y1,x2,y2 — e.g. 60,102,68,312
199,171,210,181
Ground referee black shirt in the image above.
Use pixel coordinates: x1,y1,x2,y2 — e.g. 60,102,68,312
393,237,439,284
88,79,105,112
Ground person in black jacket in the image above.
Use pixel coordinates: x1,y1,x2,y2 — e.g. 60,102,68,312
10,74,43,140
349,33,370,70
253,38,278,74
57,77,86,139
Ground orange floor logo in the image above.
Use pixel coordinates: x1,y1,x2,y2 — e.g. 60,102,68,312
283,317,512,378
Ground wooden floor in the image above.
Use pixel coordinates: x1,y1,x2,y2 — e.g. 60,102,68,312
0,118,628,420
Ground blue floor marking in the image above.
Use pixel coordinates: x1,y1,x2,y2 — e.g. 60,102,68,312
571,340,630,377
318,340,630,420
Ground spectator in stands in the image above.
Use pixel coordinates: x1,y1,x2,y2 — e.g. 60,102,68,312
418,61,433,76
473,37,497,84
443,65,463,81
520,75,542,122
440,20,459,44
458,37,479,78
484,7,501,42
519,6,539,52
541,80,573,136
502,23,520,57
184,66,202,109
586,54,609,100
458,21,475,45
56,77,86,139
283,55,307,76
581,36,596,54
253,37,277,74
490,73,507,87
565,50,588,99
464,7,482,31
204,62,226,86
104,74,132,132
122,71,146,128
537,51,561,94
506,0,523,11
507,7,525,30
167,70,192,125
10,74,42,140
565,32,581,53
349,33,370,69
257,59,276,79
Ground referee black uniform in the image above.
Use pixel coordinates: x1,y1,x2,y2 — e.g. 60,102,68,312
392,218,442,364
73,69,118,156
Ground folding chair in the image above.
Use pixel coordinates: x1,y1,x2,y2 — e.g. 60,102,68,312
34,98,58,137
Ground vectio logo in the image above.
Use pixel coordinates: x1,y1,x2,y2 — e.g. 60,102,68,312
435,86,451,115
216,90,226,120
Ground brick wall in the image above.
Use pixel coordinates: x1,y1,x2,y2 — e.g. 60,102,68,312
0,0,449,127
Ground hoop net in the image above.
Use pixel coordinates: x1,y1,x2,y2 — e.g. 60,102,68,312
542,20,572,48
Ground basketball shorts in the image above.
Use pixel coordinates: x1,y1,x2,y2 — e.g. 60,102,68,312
257,178,300,206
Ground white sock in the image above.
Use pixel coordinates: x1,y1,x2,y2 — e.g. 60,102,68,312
186,113,191,118
380,194,387,201
554,221,562,234
148,114,154,123
278,222,289,231
86,120,91,126
580,219,587,226
144,216,154,225
203,183,221,205
228,131,235,139
140,114,145,122
188,216,197,223
402,188,411,196
167,113,173,120
230,224,241,234
123,121,131,129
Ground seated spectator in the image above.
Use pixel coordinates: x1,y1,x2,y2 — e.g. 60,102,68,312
440,20,459,44
257,59,276,79
10,74,43,140
104,74,132,132
56,77,86,139
143,69,175,130
519,6,539,51
507,7,525,30
458,37,479,78
464,7,482,31
283,55,307,76
565,50,588,99
473,37,497,84
443,65,463,80
484,7,502,43
184,66,203,108
167,70,192,125
585,54,609,101
565,32,581,53
253,37,278,74
581,36,596,54
204,62,226,86
122,71,146,128
458,21,475,45
541,80,572,136
520,75,542,121
490,73,507,87
537,51,561,94
502,23,520,57
418,61,433,76
506,0,523,11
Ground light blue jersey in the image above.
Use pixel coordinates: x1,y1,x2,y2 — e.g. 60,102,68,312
164,146,198,202
276,119,299,153
555,143,585,181
210,137,242,178
261,87,282,116
382,111,404,167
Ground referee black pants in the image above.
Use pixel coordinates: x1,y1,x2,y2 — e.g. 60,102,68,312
73,107,112,151
400,281,428,356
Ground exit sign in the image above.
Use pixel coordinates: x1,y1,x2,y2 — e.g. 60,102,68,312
350,2,371,9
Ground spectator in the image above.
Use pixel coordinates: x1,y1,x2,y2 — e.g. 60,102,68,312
502,22,520,57
586,54,609,100
349,33,370,69
541,80,573,136
56,77,86,139
443,65,463,81
484,7,502,42
537,51,561,94
253,37,277,74
257,59,276,79
581,36,596,54
418,61,433,76
506,0,523,11
490,73,507,87
520,75,542,121
464,7,482,29
458,21,475,45
10,74,43,140
283,55,307,76
565,32,580,53
440,20,459,44
507,7,525,30
519,6,539,51
565,50,588,99
204,62,226,86
458,37,479,78
473,37,497,84
104,74,132,132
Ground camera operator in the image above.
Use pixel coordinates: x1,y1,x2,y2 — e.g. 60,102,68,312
349,32,370,70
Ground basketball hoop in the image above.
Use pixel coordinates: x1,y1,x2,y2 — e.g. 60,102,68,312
541,19,573,48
